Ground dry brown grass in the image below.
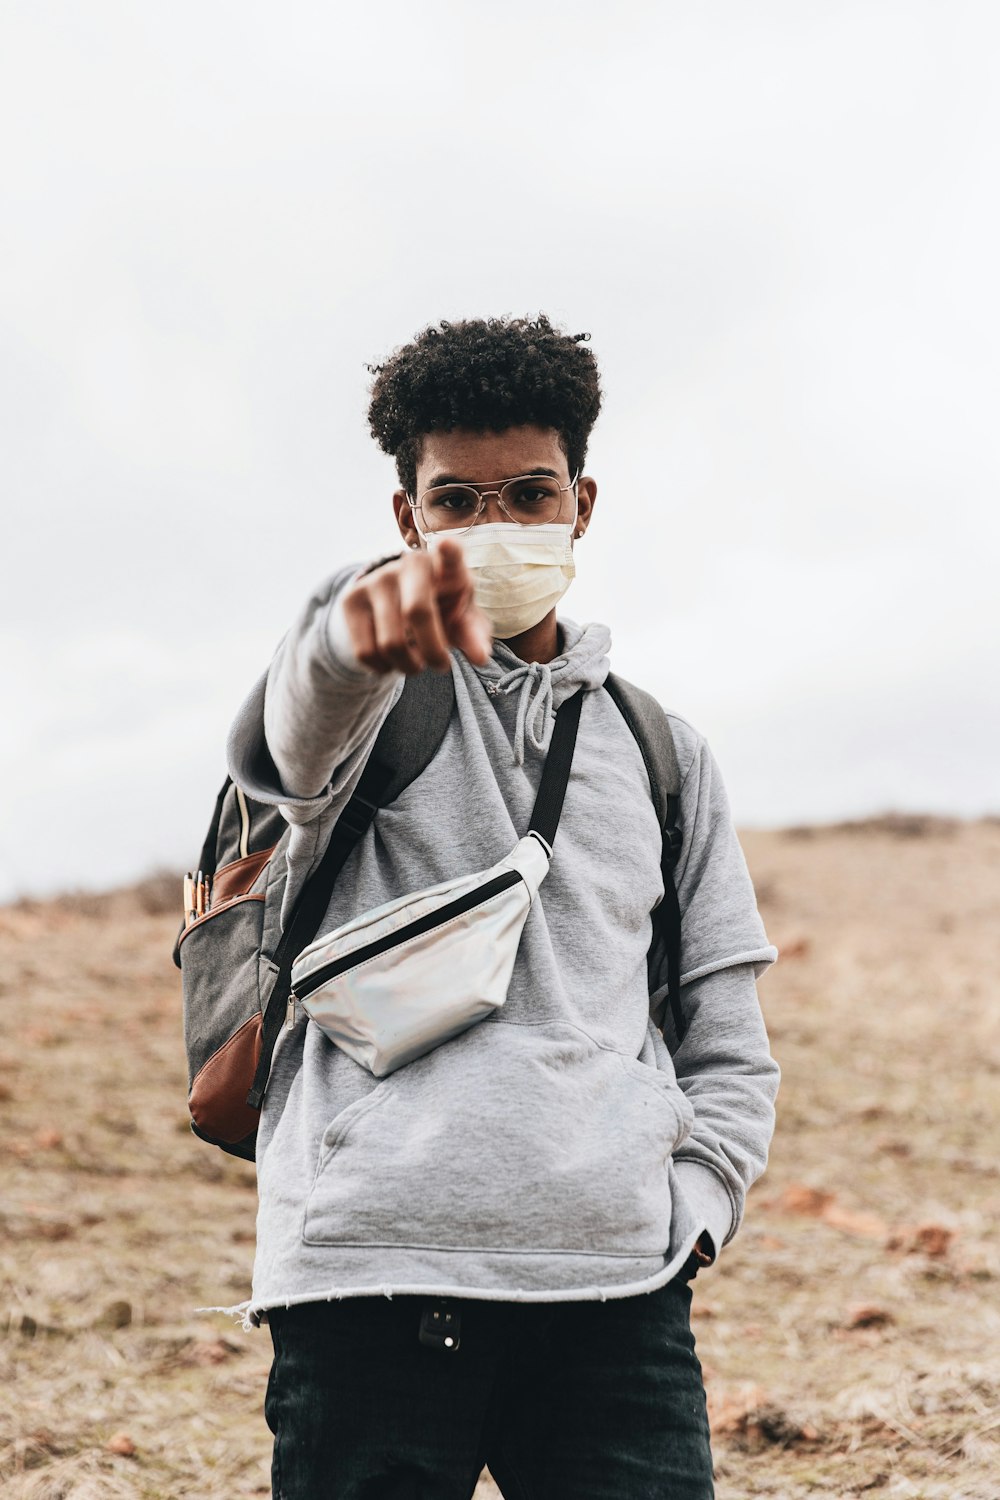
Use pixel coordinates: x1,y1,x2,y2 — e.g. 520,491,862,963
2,818,998,1498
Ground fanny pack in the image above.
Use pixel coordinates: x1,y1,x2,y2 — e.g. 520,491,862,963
288,687,584,1077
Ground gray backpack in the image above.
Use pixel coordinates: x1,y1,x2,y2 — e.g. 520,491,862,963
173,669,684,1160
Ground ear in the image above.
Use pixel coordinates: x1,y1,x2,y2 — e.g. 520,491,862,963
393,490,424,550
573,477,597,540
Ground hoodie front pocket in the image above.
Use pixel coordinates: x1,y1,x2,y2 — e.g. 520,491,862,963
313,1085,393,1168
302,1019,694,1258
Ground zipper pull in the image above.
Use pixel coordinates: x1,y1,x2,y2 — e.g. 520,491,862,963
285,992,297,1030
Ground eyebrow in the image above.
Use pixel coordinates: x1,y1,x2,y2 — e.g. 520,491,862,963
425,467,563,488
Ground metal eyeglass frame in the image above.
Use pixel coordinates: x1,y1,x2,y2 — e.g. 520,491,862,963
407,471,580,536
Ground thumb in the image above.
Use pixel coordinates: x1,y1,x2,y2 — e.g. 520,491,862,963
449,601,493,666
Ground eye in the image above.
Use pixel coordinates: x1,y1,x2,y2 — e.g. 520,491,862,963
505,477,562,515
426,487,479,514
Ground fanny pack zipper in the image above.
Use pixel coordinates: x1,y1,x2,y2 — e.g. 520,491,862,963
290,867,525,1007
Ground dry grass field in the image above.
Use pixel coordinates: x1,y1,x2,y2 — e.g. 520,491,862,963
2,817,998,1498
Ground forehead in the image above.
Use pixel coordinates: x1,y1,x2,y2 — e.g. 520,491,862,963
416,424,567,486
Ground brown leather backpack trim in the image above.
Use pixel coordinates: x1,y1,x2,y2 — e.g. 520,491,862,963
211,847,274,903
188,1014,263,1143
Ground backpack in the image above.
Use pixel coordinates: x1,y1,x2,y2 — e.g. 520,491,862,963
173,669,684,1161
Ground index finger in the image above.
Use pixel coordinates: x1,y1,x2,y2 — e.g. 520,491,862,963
432,537,473,602
430,537,492,664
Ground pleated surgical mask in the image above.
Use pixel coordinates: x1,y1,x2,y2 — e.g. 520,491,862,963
426,520,577,639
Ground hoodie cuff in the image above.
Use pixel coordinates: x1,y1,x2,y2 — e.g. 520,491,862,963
673,1159,736,1261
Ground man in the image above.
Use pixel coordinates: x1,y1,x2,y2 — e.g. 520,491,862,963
226,315,780,1498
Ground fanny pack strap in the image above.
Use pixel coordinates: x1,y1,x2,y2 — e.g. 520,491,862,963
526,688,584,849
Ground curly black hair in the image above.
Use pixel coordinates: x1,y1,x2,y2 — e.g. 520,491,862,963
366,314,602,495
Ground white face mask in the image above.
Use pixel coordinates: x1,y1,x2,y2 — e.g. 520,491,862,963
425,518,577,639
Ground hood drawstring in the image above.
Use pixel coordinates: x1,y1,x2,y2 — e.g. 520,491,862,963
489,661,555,767
476,618,612,765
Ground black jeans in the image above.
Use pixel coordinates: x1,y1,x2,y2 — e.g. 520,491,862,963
265,1271,714,1499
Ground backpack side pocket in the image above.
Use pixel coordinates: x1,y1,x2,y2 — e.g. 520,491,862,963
180,855,271,1151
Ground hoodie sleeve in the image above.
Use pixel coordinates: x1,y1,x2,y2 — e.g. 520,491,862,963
225,561,404,824
224,562,406,918
650,731,781,1261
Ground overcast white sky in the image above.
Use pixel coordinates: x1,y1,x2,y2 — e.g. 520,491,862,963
2,0,998,900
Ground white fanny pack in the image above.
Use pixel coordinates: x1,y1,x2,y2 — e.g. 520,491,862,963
289,689,584,1077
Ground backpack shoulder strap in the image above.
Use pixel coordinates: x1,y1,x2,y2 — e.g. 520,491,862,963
602,672,687,1047
361,667,458,805
247,667,456,1108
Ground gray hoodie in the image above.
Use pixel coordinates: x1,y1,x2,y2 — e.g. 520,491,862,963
224,562,779,1322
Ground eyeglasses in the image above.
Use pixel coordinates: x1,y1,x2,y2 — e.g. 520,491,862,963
408,471,579,535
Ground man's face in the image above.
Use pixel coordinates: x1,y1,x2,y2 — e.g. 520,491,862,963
393,423,596,549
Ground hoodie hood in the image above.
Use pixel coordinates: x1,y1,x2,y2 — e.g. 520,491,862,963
469,617,612,766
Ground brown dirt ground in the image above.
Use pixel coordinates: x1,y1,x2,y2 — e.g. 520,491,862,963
2,816,999,1499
